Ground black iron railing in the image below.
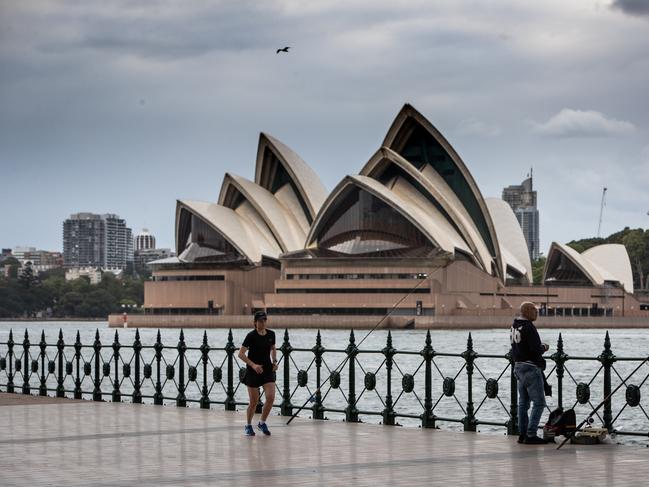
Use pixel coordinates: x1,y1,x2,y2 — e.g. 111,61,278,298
0,328,647,441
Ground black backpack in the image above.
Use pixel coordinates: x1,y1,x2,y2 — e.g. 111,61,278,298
544,407,577,437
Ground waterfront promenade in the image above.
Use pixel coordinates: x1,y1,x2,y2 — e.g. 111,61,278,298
0,393,646,486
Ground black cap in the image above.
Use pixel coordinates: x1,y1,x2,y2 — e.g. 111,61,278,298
254,310,267,321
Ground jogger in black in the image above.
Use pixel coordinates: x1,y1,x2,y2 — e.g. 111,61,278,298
238,310,277,436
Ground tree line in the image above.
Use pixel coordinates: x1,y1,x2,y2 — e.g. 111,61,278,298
0,264,144,319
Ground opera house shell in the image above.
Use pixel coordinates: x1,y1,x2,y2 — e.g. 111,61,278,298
144,104,644,325
544,243,634,294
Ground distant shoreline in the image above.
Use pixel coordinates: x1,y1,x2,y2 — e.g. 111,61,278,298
105,314,649,329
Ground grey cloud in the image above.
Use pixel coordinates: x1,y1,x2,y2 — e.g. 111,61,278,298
532,109,636,138
31,2,426,61
612,0,649,17
456,118,501,137
39,5,288,60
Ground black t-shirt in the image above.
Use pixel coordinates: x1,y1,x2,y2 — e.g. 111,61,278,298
242,329,275,367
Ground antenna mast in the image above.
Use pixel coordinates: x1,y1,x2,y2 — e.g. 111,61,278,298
597,187,607,238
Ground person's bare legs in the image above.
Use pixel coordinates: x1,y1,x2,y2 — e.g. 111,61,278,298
260,382,275,422
246,386,259,424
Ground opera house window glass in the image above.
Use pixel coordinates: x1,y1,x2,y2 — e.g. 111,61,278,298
177,209,246,263
260,148,313,224
316,187,434,257
397,124,495,255
544,251,591,287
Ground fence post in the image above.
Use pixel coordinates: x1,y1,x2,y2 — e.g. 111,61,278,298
506,346,518,435
153,330,163,405
551,333,567,409
74,331,82,399
599,331,615,431
199,331,210,409
382,331,396,426
345,330,359,422
56,329,65,398
312,330,325,420
7,330,14,393
421,330,435,428
462,333,477,432
224,329,237,411
112,330,121,403
280,329,293,416
133,329,142,404
22,330,30,395
93,329,102,401
39,330,47,396
177,330,186,407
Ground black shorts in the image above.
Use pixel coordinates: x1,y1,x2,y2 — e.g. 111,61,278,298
243,367,276,388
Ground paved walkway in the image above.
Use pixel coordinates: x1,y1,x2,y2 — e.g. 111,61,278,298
0,393,646,486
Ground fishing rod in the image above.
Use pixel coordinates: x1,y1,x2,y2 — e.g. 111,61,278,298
286,270,436,425
557,355,649,450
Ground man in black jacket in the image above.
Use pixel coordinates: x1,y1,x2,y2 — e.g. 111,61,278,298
511,301,549,444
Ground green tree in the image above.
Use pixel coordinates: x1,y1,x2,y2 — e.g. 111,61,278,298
622,229,649,290
566,237,604,254
532,257,546,285
18,263,40,289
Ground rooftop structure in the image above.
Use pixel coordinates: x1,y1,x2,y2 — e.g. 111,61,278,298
135,248,174,268
135,229,156,251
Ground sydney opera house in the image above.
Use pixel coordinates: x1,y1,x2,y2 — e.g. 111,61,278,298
141,104,646,327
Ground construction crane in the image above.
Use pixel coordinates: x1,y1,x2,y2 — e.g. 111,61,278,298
597,186,607,238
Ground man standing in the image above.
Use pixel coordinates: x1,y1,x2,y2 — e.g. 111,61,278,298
238,311,277,436
511,301,549,444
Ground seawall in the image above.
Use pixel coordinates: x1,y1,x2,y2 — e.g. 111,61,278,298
108,313,649,329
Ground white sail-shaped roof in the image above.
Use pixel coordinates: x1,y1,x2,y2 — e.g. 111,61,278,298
382,104,505,279
361,147,492,273
544,241,637,293
218,173,306,252
544,242,603,284
307,175,472,259
254,133,327,231
583,244,634,293
175,200,281,264
485,198,532,282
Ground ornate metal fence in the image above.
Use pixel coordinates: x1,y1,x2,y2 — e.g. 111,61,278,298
0,328,647,441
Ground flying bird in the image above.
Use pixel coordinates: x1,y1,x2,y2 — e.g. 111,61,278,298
276,46,290,54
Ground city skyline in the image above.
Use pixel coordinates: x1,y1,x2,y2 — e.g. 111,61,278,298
2,1,648,254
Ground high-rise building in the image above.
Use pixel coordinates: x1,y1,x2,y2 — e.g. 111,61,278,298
63,213,133,269
502,172,540,261
135,229,156,251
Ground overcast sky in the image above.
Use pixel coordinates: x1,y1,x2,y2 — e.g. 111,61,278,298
1,0,648,255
